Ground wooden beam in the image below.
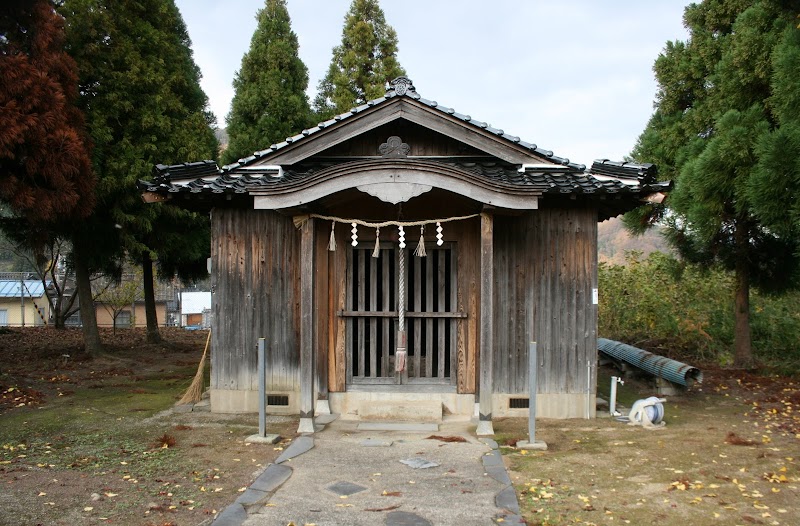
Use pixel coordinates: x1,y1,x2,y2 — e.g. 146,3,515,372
337,310,466,318
297,217,315,433
477,211,495,435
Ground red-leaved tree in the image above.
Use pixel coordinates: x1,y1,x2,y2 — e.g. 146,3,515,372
0,0,94,223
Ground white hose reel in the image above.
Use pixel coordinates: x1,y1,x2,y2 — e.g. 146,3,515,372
627,396,666,429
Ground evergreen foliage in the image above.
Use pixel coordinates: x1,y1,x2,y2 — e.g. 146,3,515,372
222,0,311,166
631,0,800,366
313,0,405,120
60,0,218,349
749,22,800,238
599,253,800,374
0,0,94,224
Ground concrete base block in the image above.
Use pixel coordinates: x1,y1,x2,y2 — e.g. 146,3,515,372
245,433,281,444
315,399,331,415
357,399,442,422
476,420,495,436
329,392,474,420
297,417,315,434
516,440,548,451
357,422,438,432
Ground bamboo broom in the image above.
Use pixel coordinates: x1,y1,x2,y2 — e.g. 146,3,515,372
177,329,211,405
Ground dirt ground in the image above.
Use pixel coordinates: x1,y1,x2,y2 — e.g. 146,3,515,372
1,328,798,526
0,327,298,526
495,367,800,526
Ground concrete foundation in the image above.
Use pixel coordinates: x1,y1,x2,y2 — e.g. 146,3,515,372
330,391,475,421
211,389,596,420
210,389,297,414
493,393,596,419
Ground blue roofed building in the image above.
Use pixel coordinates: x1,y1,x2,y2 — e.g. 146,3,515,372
0,278,51,327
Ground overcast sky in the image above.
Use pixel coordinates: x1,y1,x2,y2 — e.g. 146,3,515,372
175,0,691,168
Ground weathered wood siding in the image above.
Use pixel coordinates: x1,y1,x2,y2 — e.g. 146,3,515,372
210,208,300,393
492,207,598,394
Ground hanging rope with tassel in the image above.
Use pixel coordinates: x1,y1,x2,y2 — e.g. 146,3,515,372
328,221,336,251
372,227,381,258
290,213,482,375
414,225,426,257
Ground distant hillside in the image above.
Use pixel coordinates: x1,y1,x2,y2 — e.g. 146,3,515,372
598,216,672,265
214,127,228,147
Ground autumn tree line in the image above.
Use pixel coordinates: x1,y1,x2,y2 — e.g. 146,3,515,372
1,0,799,369
0,0,403,354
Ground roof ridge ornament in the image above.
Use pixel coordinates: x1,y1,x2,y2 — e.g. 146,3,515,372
388,76,415,96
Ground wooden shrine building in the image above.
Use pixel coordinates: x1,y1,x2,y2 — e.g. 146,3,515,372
141,77,668,434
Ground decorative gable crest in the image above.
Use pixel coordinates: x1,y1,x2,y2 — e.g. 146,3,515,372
378,136,410,158
387,76,415,96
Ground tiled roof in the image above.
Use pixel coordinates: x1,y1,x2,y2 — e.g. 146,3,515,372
140,78,670,206
141,158,670,199
220,77,586,173
590,160,657,184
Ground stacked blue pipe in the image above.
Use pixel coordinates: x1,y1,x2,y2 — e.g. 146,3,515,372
598,338,703,387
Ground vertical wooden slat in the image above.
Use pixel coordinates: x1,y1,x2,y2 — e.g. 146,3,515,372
401,247,409,384
437,249,446,379
357,249,365,377
345,248,353,385
329,222,347,392
494,221,509,393
211,209,299,399
413,254,422,379
369,253,377,378
425,252,433,378
515,238,527,392
451,244,459,386
382,249,390,377
316,223,329,400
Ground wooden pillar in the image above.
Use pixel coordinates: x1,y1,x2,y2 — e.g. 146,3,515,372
298,217,316,433
477,211,494,436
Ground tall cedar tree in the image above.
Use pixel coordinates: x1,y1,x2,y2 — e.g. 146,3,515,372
313,0,405,120
749,21,800,238
0,0,94,224
222,0,311,166
61,0,217,349
631,0,800,367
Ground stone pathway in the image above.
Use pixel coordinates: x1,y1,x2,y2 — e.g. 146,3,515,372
211,420,524,526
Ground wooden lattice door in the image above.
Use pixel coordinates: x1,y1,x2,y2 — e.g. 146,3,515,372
344,243,462,388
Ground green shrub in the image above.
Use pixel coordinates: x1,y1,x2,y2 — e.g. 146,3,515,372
599,252,800,372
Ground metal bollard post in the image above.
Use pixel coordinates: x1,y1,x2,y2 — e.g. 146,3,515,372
516,341,547,450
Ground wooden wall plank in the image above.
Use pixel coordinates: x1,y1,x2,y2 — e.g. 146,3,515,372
210,208,299,396
491,207,598,396
316,221,329,399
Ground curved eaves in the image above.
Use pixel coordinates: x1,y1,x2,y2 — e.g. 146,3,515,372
249,159,546,210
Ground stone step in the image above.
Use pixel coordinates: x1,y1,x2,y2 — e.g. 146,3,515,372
357,422,439,432
357,399,442,423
